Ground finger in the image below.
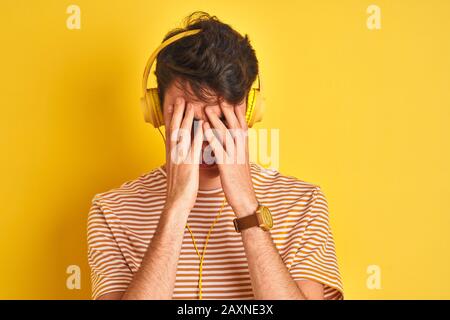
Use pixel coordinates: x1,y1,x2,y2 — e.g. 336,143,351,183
179,103,194,149
204,106,226,144
235,100,248,130
164,103,174,130
180,102,194,131
164,103,175,154
189,120,203,164
234,126,249,165
232,100,249,164
205,106,234,151
203,121,226,165
220,100,240,130
169,97,186,143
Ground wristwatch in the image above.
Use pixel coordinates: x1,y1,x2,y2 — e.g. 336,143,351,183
233,204,273,232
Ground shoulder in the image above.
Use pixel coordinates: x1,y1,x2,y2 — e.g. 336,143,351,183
250,162,324,198
90,166,166,209
250,162,329,220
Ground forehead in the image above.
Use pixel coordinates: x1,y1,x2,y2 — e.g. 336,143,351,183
165,78,220,106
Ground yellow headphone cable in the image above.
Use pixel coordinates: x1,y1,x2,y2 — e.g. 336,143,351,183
186,197,227,300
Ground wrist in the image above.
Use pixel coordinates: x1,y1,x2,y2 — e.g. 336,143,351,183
234,197,259,218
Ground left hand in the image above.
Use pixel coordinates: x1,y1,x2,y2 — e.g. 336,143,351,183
203,99,259,218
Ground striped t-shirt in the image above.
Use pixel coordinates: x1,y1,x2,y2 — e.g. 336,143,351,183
87,162,343,300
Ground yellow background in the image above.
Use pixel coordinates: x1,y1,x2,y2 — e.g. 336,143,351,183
1,0,449,299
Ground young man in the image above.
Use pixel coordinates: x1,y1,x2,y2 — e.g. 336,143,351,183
87,12,343,300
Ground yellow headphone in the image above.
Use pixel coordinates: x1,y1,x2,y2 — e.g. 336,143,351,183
140,28,264,128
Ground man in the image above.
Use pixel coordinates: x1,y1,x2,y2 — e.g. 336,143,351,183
87,11,343,300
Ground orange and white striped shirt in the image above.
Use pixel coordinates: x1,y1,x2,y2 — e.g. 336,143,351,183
87,162,343,299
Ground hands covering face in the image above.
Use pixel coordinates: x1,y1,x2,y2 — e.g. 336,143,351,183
164,96,258,218
164,97,250,167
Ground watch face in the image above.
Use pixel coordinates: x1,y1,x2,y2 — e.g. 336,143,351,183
260,206,273,229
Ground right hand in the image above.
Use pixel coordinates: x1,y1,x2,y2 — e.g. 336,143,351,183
163,97,204,215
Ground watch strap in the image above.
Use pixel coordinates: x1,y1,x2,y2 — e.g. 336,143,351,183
233,213,259,233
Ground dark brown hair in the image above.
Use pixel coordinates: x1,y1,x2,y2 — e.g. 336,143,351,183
155,11,259,108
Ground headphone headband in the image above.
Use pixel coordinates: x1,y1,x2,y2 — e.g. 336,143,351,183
142,29,202,97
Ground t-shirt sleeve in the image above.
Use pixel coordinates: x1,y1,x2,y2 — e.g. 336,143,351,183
288,186,344,300
87,195,133,299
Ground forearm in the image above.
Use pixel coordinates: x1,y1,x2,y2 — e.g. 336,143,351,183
121,207,188,299
241,226,306,300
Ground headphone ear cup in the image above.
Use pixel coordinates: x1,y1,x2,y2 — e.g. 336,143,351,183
140,90,152,124
141,88,164,128
246,88,264,128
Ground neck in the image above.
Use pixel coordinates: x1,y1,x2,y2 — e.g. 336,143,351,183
198,167,222,191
